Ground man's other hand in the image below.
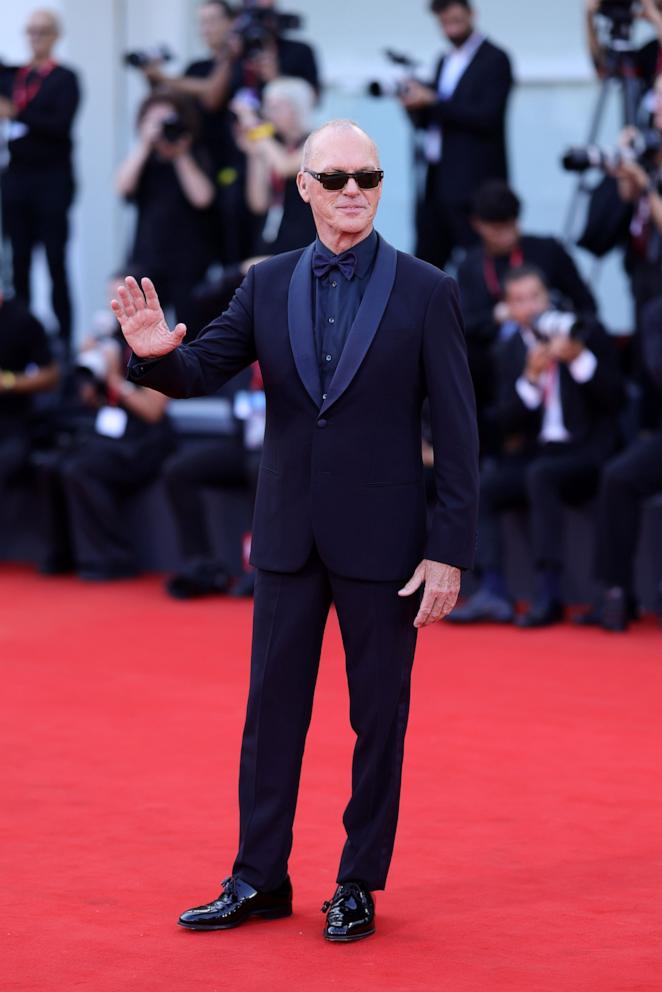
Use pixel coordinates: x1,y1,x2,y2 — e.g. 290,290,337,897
111,276,186,359
399,81,437,111
398,559,461,628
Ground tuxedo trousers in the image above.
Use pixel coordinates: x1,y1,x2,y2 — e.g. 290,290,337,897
232,545,419,892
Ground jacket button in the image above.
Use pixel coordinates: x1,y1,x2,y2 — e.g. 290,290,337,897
317,418,327,428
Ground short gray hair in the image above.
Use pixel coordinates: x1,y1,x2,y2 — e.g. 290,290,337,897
263,76,316,133
300,119,380,170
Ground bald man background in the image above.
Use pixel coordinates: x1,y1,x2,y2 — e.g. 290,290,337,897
0,9,80,357
112,120,479,942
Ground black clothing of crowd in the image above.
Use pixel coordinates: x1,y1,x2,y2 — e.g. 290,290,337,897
1,0,661,629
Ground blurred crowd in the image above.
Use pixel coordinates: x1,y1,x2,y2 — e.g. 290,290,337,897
0,0,661,633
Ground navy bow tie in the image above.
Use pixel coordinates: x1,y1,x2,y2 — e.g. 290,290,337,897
312,249,357,281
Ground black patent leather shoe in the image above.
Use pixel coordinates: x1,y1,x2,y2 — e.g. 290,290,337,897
516,598,564,628
178,875,292,931
322,881,375,942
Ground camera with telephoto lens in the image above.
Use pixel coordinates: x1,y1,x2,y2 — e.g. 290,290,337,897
160,113,190,144
123,45,174,69
233,5,303,58
367,49,421,98
561,128,662,174
531,310,589,343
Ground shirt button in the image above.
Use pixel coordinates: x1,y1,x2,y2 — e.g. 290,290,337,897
325,354,332,362
328,317,335,324
322,392,327,400
331,281,337,288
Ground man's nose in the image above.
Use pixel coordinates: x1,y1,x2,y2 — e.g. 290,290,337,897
344,177,360,194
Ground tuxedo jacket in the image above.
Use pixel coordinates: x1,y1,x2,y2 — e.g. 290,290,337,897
129,236,479,580
489,322,624,460
416,39,513,205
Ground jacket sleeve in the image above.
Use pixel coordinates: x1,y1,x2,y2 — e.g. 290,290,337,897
642,296,662,389
422,275,480,570
573,319,624,414
127,265,258,398
549,239,598,315
490,338,542,436
426,50,513,136
456,253,500,343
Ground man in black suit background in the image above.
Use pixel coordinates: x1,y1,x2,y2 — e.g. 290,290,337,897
449,266,622,628
111,119,479,942
400,0,513,270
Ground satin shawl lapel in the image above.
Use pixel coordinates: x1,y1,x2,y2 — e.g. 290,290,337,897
319,235,398,416
288,242,321,407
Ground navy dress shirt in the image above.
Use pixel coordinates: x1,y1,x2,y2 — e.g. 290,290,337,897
313,229,378,398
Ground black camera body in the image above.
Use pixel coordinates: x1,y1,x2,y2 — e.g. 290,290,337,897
598,0,637,42
233,8,303,58
367,49,421,100
123,45,173,69
599,0,636,24
532,310,589,343
561,128,662,174
160,113,190,145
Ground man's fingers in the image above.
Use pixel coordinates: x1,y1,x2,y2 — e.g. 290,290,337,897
415,588,460,627
141,277,161,311
116,285,136,317
414,588,438,628
173,322,187,342
398,569,424,597
110,298,124,320
126,276,146,310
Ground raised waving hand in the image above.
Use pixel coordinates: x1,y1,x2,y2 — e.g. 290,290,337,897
110,276,186,358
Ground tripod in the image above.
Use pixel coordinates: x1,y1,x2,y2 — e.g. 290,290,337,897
562,41,644,242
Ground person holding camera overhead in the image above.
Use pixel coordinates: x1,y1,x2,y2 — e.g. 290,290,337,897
585,0,662,101
116,91,215,334
0,9,80,358
449,267,623,628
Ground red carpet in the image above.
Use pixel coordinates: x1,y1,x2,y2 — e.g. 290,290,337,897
1,563,661,992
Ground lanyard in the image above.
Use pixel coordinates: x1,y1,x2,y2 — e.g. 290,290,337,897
482,247,524,300
12,61,56,113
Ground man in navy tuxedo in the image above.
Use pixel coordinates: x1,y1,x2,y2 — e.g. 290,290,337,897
112,119,479,942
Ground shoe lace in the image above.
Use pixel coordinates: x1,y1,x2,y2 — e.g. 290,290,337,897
219,876,239,903
320,881,365,914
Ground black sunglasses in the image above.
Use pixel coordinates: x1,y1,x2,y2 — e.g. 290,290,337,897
304,169,384,191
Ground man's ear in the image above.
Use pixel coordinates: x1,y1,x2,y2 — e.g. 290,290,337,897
296,171,311,203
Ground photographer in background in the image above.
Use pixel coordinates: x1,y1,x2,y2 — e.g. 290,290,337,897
139,2,248,263
0,290,58,536
449,267,623,628
227,0,319,100
611,74,662,423
116,90,215,333
37,275,173,579
457,181,597,450
585,0,662,100
400,0,512,270
579,293,662,630
0,9,80,358
231,76,316,254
